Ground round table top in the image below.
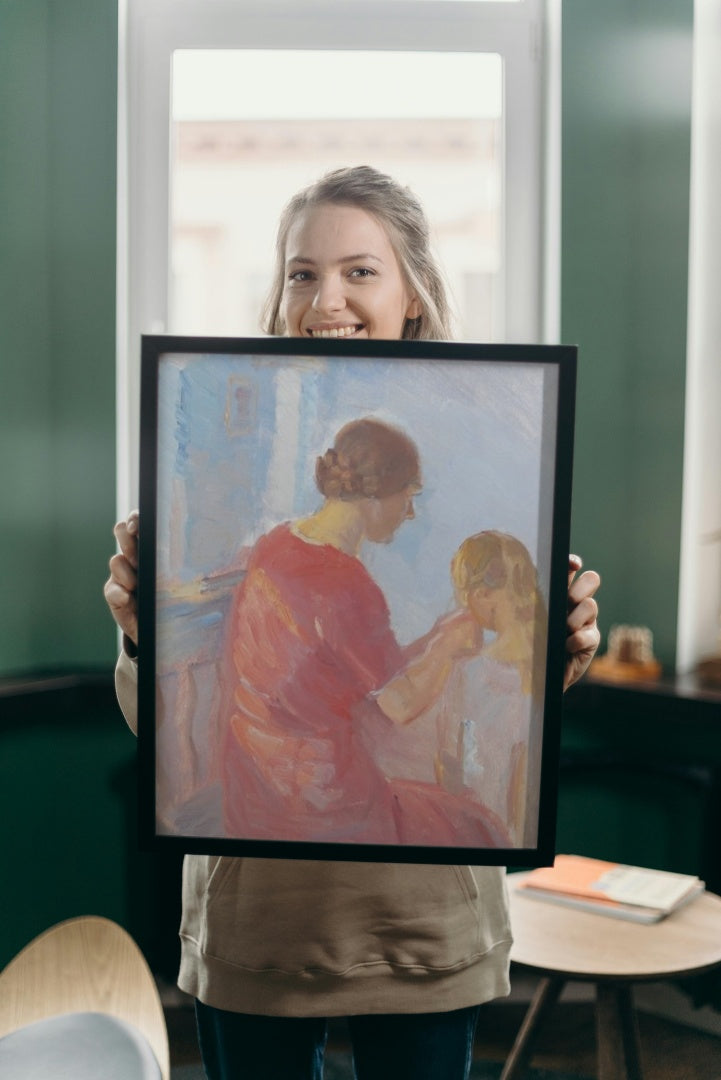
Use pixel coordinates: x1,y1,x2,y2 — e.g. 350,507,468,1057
508,872,721,981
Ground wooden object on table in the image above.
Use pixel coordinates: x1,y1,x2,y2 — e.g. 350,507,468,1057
0,915,169,1080
591,624,662,683
696,654,721,688
502,873,721,1080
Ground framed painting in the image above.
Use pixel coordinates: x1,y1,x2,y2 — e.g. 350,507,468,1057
137,335,576,865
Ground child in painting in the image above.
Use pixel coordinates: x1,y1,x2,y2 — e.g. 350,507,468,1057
435,531,547,847
221,417,511,849
105,166,601,1080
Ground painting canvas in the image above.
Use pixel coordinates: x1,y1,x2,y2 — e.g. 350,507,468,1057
137,336,576,865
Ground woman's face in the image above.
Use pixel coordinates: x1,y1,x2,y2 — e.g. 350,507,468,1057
281,203,421,340
359,484,420,545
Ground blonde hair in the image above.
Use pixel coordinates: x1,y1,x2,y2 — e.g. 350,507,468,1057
451,531,545,626
262,165,453,341
451,530,548,697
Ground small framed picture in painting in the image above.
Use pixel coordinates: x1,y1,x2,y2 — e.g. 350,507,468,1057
137,335,576,866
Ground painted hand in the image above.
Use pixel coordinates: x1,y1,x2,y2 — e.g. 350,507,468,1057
438,609,484,659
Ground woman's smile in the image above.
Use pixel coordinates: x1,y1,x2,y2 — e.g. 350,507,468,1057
307,323,364,339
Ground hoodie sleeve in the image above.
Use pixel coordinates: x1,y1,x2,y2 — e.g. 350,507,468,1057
115,646,139,736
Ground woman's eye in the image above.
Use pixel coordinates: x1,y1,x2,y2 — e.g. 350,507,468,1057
349,267,375,279
288,269,313,283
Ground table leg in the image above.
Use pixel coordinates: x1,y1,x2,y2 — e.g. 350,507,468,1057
500,976,565,1080
596,982,643,1080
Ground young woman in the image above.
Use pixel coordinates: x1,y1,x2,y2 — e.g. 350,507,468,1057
105,166,601,1080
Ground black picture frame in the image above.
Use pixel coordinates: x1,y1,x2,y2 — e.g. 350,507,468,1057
138,335,576,866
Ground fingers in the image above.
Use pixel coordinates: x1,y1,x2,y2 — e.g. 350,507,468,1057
565,622,601,658
568,568,601,609
564,558,601,689
108,550,137,590
568,553,583,587
103,577,138,643
103,575,135,617
566,591,599,637
105,511,140,645
567,568,600,643
113,510,139,568
563,621,601,689
437,610,482,656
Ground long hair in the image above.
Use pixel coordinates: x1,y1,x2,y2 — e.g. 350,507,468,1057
451,532,544,621
262,165,454,341
451,530,548,699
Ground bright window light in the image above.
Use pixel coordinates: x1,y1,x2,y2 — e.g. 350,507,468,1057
170,50,503,341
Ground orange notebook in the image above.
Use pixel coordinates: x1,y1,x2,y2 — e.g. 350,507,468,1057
516,854,704,923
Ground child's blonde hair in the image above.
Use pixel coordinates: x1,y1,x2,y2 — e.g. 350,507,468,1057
451,531,548,697
451,532,543,620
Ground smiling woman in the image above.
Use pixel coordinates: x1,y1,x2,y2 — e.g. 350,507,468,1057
282,205,421,340
263,166,450,341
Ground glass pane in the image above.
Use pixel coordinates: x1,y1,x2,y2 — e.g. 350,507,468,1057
170,50,503,341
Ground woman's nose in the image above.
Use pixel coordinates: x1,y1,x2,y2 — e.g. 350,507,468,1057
313,274,345,314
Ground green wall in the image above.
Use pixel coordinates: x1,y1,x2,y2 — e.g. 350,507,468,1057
0,0,698,969
0,0,128,971
0,0,118,675
562,0,693,669
0,1,693,676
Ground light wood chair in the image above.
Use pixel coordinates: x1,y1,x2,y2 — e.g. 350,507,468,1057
0,915,170,1079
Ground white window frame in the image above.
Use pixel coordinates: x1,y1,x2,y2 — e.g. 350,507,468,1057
117,0,558,511
677,0,721,674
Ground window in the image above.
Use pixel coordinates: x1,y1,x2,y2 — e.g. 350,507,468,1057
169,49,503,340
118,0,557,509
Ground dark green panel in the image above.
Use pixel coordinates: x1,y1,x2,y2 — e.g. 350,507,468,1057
0,0,118,673
0,2,55,672
559,682,721,888
556,773,707,877
47,0,118,667
562,0,693,669
0,687,132,967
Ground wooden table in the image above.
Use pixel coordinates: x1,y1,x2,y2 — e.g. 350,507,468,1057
503,873,721,1080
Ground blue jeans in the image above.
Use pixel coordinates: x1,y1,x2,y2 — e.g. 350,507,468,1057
195,1000,481,1080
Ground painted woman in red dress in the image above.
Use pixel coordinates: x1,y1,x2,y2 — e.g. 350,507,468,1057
221,416,511,848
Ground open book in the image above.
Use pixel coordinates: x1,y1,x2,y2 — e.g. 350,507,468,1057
515,854,705,923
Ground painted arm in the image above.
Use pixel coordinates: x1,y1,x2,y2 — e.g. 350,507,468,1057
380,552,601,723
376,610,481,726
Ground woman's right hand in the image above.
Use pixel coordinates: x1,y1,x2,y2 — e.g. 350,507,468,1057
435,609,483,659
103,510,139,646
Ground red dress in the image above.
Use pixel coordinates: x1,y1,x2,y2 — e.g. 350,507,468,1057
222,524,510,849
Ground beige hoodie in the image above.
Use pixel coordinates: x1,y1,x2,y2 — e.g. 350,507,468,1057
116,650,512,1016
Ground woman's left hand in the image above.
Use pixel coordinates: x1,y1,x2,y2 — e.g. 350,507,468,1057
564,555,601,691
